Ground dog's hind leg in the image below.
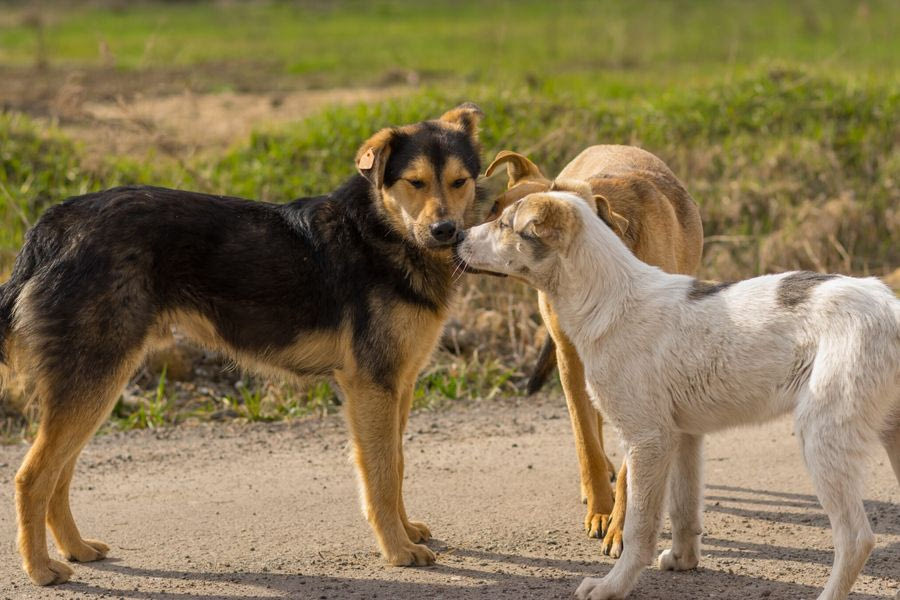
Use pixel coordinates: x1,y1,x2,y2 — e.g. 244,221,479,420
47,453,109,562
797,411,875,600
16,376,125,585
881,414,900,486
883,430,900,486
658,433,703,572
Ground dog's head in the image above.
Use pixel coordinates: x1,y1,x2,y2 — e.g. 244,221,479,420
355,103,483,249
456,179,618,291
483,151,552,221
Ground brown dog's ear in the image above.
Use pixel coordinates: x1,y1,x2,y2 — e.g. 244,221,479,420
485,151,546,188
439,102,484,139
355,128,395,187
594,194,629,238
550,178,595,208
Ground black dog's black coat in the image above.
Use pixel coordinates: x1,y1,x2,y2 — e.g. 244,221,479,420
0,175,454,391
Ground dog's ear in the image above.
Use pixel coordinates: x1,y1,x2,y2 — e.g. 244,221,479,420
355,128,395,187
514,197,577,252
439,102,484,140
485,151,546,188
549,178,595,207
594,194,629,238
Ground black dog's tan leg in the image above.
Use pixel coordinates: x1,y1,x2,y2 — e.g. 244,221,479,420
16,428,77,586
16,338,141,586
17,384,117,585
47,455,109,563
538,294,614,539
397,384,430,543
338,372,434,566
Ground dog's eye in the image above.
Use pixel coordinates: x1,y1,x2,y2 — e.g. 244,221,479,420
407,179,426,189
451,178,468,188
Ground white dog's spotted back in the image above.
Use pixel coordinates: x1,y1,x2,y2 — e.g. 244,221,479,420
457,190,900,600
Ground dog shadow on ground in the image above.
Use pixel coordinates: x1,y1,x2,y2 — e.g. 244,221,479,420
64,538,895,600
703,484,899,581
705,484,900,536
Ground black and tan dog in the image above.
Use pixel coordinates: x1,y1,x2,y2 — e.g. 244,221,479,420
0,104,484,585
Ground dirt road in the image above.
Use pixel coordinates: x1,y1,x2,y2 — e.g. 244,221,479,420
1,396,897,599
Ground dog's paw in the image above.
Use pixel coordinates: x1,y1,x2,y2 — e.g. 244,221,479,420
404,520,432,543
62,538,109,563
574,576,625,600
25,558,74,586
657,548,698,571
600,522,623,558
585,511,612,539
388,542,436,567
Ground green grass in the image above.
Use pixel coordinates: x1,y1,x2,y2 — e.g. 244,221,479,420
111,367,172,430
1,1,898,435
2,1,898,89
5,71,895,277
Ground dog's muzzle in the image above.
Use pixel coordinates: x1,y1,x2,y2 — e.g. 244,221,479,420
451,232,507,277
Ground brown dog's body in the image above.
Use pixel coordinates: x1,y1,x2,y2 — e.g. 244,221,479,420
1,105,485,585
485,145,702,554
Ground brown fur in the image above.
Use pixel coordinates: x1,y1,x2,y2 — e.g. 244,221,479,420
485,146,703,555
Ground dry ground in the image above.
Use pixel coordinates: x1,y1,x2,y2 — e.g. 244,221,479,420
0,396,897,600
0,65,410,161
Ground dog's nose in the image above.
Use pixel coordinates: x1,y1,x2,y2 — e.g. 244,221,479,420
430,220,457,243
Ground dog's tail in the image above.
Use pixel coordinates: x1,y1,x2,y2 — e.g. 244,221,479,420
526,336,558,395
0,231,46,365
0,281,14,365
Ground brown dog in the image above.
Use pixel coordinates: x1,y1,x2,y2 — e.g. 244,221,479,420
484,146,702,555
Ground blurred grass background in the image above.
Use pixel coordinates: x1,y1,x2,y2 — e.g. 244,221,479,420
1,0,898,436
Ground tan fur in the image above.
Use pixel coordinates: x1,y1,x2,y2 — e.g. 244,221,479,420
486,146,703,553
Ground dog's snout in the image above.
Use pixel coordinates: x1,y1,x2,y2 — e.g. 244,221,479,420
430,220,457,243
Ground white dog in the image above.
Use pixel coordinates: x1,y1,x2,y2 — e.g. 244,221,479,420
455,180,900,600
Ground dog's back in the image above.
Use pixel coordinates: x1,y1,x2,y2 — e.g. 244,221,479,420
558,145,702,275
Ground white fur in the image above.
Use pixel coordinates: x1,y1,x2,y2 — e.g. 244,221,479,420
461,192,900,600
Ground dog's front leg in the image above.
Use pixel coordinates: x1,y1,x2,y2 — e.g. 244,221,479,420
658,433,703,571
397,383,431,543
338,373,435,567
539,295,615,538
576,436,673,600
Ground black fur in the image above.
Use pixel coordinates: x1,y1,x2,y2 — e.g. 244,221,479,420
776,271,838,308
687,279,736,301
383,121,480,187
526,336,557,395
0,174,466,391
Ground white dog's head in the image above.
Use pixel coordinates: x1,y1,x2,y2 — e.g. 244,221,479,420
454,179,602,291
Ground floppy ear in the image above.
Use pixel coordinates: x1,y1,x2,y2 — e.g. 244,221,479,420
355,128,395,187
514,198,575,251
439,102,484,139
485,151,546,188
594,194,629,238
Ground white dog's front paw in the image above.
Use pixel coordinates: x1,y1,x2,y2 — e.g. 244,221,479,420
574,576,626,600
657,548,698,571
